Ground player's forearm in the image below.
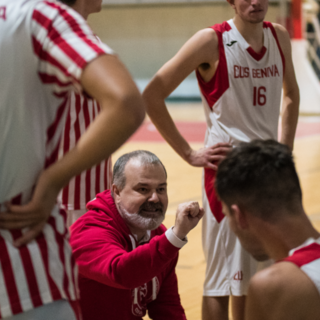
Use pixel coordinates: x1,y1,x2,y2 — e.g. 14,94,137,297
143,89,193,163
280,92,299,150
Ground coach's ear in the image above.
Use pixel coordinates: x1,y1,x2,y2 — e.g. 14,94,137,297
112,184,121,204
231,204,249,230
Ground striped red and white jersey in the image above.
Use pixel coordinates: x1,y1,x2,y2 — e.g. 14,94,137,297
0,0,112,318
282,238,320,295
58,85,112,212
196,19,284,148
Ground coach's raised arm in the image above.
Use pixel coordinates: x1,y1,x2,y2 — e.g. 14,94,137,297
70,150,204,320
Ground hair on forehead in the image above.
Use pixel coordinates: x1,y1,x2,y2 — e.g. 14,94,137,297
112,150,167,190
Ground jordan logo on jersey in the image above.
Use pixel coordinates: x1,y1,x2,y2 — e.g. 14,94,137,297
227,41,237,47
233,271,243,281
0,6,6,20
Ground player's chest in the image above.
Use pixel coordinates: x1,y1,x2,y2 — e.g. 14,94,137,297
222,32,283,84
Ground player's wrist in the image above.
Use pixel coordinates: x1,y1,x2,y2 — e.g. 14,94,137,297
183,147,195,164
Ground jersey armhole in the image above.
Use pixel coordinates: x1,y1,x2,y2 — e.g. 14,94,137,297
264,22,286,75
196,23,230,109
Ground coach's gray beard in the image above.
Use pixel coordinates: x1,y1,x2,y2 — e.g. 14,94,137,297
118,202,165,231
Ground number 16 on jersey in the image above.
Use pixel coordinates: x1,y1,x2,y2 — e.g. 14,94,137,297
253,86,266,106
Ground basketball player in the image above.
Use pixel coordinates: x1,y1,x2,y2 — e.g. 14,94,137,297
58,0,113,227
0,0,144,319
215,139,320,320
143,0,300,318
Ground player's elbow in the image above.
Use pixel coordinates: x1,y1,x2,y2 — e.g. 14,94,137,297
121,90,145,127
285,86,300,108
143,79,166,113
103,87,145,129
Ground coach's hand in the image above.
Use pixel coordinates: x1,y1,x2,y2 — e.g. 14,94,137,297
186,143,232,170
0,169,61,247
173,201,204,240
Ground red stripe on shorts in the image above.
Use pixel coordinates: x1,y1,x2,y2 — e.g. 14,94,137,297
11,230,42,308
36,234,63,301
47,216,71,301
204,168,224,223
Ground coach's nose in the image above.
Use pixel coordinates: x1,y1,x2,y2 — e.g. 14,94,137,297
149,191,160,203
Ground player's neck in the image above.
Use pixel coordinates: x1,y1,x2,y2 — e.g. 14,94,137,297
261,213,320,261
233,16,264,52
71,3,90,20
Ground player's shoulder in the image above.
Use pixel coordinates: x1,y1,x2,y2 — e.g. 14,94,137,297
193,28,219,46
249,260,315,299
183,27,219,60
248,262,290,295
270,23,291,44
268,23,292,57
195,21,231,40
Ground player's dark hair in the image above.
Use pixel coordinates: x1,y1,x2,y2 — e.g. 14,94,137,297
112,150,167,191
215,140,302,220
58,0,77,5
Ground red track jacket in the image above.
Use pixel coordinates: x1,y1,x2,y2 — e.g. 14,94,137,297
70,190,187,320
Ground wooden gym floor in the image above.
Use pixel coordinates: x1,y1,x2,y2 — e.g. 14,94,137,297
112,103,320,320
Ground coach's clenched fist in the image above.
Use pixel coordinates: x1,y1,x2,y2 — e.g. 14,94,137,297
173,201,204,240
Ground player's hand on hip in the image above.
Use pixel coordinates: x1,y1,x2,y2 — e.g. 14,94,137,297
173,201,205,240
0,169,61,247
187,143,232,170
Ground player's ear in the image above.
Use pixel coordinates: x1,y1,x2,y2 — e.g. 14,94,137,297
231,204,249,230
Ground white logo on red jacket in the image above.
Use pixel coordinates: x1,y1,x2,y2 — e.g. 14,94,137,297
132,277,160,317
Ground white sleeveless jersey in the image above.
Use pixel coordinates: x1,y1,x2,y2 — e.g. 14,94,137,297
0,0,112,317
283,238,320,295
196,19,284,147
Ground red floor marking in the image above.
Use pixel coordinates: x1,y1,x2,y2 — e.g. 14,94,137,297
295,122,320,138
129,121,320,142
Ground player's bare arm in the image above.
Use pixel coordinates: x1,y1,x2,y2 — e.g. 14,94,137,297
0,54,145,246
143,28,232,170
273,23,300,150
246,262,320,320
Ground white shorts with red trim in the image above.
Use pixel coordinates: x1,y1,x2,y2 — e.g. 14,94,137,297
202,168,272,296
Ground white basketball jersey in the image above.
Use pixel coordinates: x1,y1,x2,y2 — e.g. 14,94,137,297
196,19,284,147
283,238,320,295
0,0,111,317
